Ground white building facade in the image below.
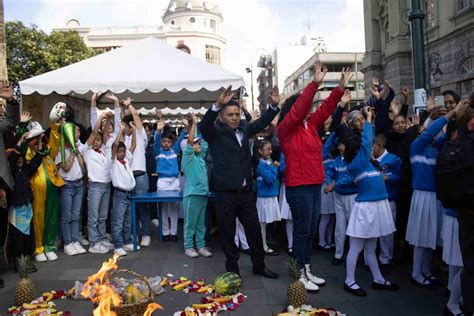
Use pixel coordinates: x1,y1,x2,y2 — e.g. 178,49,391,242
53,0,226,66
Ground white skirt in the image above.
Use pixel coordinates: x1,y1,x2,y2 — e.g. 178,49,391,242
320,185,336,214
346,199,396,238
279,184,292,220
405,190,443,249
257,196,281,224
442,214,463,267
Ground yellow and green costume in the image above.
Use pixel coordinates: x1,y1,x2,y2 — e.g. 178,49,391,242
26,124,64,255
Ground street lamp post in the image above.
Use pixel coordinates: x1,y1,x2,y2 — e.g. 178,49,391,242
409,0,427,110
245,67,254,111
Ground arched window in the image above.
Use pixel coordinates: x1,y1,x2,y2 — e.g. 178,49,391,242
460,56,473,75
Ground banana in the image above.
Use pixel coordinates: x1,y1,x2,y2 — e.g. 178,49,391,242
191,303,215,310
159,277,168,287
22,303,48,309
211,296,232,303
196,286,210,293
173,280,191,290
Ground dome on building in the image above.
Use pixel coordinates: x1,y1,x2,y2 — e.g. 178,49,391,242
164,0,221,17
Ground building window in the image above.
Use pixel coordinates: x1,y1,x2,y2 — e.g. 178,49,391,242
325,63,353,72
171,20,175,25
425,0,435,28
210,19,216,31
457,0,471,12
189,17,195,23
460,56,473,75
205,45,221,65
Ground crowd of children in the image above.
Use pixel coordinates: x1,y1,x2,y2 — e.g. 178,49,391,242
1,77,473,315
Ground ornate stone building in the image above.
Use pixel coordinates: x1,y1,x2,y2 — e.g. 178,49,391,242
362,0,474,99
53,0,226,66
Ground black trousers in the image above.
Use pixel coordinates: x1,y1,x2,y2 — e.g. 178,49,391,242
458,212,474,314
216,190,265,273
10,223,34,259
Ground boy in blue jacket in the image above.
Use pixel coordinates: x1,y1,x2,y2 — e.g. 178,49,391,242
153,119,187,241
371,133,401,269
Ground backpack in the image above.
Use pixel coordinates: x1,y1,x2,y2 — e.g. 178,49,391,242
434,128,474,212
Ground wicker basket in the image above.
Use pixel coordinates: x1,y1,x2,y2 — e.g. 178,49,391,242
110,269,155,316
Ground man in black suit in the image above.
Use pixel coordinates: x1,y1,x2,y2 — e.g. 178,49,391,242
200,86,280,278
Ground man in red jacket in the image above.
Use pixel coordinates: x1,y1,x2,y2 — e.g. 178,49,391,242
278,62,352,292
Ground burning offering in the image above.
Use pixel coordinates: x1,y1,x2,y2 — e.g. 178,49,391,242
81,254,162,315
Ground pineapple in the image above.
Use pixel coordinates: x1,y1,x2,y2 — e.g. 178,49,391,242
14,255,36,306
286,258,308,308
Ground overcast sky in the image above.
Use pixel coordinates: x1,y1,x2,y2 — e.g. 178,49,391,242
4,0,365,89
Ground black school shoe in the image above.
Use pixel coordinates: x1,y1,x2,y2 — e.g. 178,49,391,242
332,257,343,266
410,277,438,289
343,282,367,297
0,278,4,288
170,235,178,242
371,280,399,291
163,235,170,242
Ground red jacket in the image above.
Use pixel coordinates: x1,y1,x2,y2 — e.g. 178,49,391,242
278,82,343,187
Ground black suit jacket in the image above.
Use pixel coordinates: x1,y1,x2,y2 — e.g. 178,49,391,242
199,106,280,191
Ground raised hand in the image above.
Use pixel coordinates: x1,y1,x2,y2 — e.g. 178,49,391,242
181,115,189,127
272,161,280,167
20,111,32,123
0,80,14,100
364,105,374,122
426,96,435,112
313,60,328,85
238,99,247,111
91,91,101,102
155,108,163,120
157,118,165,132
339,67,354,89
269,86,280,106
217,85,234,108
120,97,133,108
371,77,379,87
370,85,381,100
390,100,400,117
105,92,119,103
191,113,199,125
402,86,410,103
340,89,351,105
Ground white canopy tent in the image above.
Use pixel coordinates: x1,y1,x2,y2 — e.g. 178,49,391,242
19,37,243,126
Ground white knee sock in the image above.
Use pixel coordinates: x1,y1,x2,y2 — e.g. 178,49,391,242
421,248,434,276
448,265,462,290
412,246,428,283
364,238,386,284
286,220,293,251
326,215,335,245
318,214,331,247
447,267,463,314
260,222,268,251
345,237,365,289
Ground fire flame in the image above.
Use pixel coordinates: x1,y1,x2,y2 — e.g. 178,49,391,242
81,254,122,316
144,303,163,316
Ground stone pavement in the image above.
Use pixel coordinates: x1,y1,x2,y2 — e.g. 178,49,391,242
0,227,447,316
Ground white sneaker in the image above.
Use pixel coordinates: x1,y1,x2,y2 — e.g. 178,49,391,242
35,253,47,262
114,248,127,257
101,239,114,250
73,242,87,254
124,243,140,251
304,264,326,286
64,243,78,256
151,219,159,228
299,269,319,292
45,251,58,261
79,236,90,246
89,243,110,254
140,235,151,247
197,247,212,258
184,248,199,258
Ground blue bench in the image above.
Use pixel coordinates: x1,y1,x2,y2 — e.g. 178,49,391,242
129,191,215,251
